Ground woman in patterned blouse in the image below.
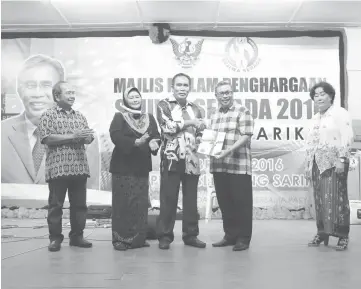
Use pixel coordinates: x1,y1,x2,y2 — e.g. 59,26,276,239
305,82,354,251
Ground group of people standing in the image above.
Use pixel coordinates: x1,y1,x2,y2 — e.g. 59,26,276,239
109,73,254,252
37,72,353,253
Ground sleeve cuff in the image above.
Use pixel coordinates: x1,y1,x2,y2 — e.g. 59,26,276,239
178,119,185,130
40,132,53,144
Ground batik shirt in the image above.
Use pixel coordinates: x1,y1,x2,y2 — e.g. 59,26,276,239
157,96,203,175
209,102,254,175
305,105,354,174
39,105,94,181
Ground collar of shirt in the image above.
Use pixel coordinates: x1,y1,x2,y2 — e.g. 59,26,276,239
167,95,193,109
24,113,38,137
24,113,38,151
318,104,334,119
55,104,75,114
219,102,236,113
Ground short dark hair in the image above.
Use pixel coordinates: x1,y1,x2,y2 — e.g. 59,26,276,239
52,81,68,102
309,81,336,104
172,73,191,87
215,80,232,94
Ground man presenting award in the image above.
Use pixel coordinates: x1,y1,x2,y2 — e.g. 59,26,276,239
208,80,255,252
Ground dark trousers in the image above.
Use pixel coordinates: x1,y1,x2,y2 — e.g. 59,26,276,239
157,170,200,243
47,176,88,242
213,172,253,244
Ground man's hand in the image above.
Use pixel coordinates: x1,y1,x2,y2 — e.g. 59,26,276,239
149,139,160,152
135,132,150,146
335,160,346,174
84,136,93,144
73,129,94,142
195,136,202,145
305,170,312,181
193,119,206,130
196,119,207,130
214,149,231,159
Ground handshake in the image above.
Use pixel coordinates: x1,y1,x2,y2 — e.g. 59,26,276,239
191,118,207,130
73,128,95,143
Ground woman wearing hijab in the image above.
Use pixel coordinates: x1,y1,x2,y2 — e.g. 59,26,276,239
305,82,354,251
109,87,160,251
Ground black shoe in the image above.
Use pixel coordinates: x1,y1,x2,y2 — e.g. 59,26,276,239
48,240,61,252
184,237,206,248
113,242,128,251
308,234,329,247
336,237,348,251
233,242,249,251
69,237,93,248
212,238,236,247
158,239,170,250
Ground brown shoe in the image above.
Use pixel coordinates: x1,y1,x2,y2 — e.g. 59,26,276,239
113,242,128,251
335,238,348,251
48,240,61,252
158,239,170,250
212,238,236,247
69,237,92,248
233,242,249,251
184,237,206,248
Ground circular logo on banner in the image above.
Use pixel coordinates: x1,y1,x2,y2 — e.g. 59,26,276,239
223,37,260,72
170,38,204,68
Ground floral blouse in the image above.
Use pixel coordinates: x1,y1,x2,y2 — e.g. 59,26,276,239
305,105,354,174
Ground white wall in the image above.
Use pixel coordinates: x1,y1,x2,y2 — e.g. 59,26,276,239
345,28,361,121
345,28,361,200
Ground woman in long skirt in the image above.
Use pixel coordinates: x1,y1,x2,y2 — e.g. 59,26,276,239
305,82,354,251
109,87,160,250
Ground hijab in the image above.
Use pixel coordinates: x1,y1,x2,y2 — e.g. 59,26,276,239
121,87,150,135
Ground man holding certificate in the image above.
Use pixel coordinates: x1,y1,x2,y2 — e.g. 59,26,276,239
209,80,255,251
156,73,206,250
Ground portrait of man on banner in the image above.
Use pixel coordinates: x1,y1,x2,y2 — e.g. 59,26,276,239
1,54,100,189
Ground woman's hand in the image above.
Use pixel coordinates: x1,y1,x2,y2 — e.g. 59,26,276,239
135,132,150,146
149,139,160,152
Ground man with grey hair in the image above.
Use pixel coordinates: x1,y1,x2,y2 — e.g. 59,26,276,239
39,80,94,251
1,54,99,189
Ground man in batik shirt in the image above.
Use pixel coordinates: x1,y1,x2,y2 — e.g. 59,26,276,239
156,73,206,250
39,81,94,252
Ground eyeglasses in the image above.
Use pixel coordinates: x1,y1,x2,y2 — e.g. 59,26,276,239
216,90,233,96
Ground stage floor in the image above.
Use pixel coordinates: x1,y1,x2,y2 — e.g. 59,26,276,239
1,219,361,289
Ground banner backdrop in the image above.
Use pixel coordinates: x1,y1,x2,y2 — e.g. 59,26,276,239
1,35,342,215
